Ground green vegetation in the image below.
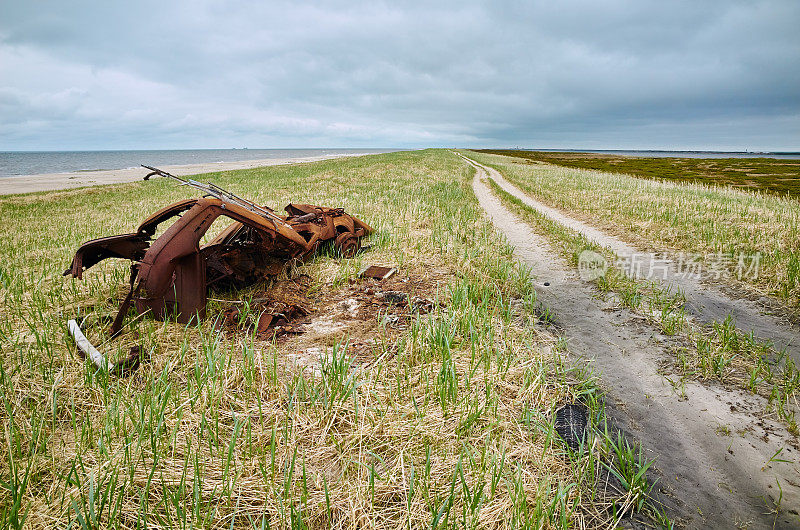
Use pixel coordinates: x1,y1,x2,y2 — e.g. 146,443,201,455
478,149,800,199
468,151,800,308
0,151,659,527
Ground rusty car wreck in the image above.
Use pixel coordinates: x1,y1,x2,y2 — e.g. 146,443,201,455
65,166,373,346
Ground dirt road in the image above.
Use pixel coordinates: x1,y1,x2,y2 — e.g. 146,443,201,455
466,155,799,364
463,154,800,528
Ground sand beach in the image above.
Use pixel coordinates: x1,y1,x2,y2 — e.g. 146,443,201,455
0,153,365,195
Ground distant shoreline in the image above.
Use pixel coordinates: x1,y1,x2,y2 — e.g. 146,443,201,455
0,148,398,179
484,148,800,160
0,153,373,196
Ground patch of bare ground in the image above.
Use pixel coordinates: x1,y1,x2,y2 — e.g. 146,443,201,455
213,269,444,376
467,155,800,528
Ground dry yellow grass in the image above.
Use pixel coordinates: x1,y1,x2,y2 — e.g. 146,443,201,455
0,151,649,528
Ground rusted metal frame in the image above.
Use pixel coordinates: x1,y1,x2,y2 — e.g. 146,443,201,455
63,234,150,279
66,172,375,343
133,199,310,323
109,264,139,337
63,200,199,279
142,165,290,230
137,199,197,236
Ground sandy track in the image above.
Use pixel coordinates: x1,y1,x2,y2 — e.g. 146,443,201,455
465,155,799,528
462,154,800,366
0,154,367,195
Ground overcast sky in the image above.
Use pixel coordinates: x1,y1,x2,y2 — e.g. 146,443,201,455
1,0,798,151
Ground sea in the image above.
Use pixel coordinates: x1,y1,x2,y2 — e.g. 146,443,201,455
1,148,798,178
0,148,399,178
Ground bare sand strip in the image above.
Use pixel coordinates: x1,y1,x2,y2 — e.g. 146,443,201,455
467,155,798,528
0,153,369,196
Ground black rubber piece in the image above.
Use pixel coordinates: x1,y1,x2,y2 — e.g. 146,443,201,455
381,291,408,305
554,403,588,450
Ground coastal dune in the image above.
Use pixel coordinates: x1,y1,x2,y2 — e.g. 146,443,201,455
0,153,365,195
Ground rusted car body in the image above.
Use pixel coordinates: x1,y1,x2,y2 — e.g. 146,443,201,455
65,191,372,333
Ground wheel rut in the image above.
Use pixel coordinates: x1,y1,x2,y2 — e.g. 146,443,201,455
462,154,799,365
464,155,800,528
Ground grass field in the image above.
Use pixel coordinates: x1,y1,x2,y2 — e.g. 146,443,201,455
467,151,800,308
0,151,656,528
478,150,800,199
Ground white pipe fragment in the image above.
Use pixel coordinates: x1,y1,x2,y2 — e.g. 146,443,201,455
68,319,112,371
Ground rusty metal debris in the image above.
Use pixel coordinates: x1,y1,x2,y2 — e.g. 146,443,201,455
216,303,309,338
65,166,373,337
257,304,309,334
360,265,397,281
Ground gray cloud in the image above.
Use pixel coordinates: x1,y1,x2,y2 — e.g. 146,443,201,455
1,0,798,150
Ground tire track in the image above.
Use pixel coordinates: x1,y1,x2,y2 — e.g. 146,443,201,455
465,154,800,528
461,154,799,365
